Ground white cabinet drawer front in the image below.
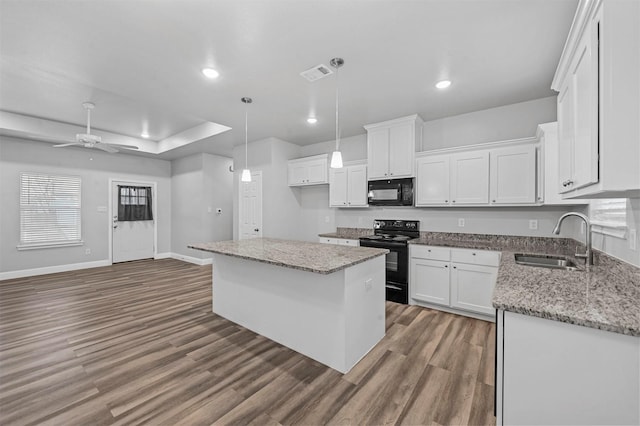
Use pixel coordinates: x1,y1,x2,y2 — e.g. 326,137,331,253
451,248,500,266
410,245,450,261
339,239,360,246
319,237,339,245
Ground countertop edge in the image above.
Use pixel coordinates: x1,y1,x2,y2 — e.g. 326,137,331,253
188,243,388,275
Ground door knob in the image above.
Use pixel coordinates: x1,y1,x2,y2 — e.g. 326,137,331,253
254,228,259,232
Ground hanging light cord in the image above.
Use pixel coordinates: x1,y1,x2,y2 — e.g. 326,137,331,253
244,103,248,170
335,65,340,151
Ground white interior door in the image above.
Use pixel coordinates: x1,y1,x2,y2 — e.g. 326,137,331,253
239,171,262,239
112,180,155,263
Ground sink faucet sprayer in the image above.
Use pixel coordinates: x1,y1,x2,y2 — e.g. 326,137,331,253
552,212,593,266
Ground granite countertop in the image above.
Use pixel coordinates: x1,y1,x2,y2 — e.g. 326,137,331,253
408,232,640,337
189,238,388,275
318,227,373,240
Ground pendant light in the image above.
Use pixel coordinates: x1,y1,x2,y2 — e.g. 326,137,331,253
240,97,252,182
330,57,344,168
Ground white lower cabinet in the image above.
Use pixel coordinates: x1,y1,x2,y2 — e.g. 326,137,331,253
497,310,640,425
410,245,499,318
410,258,450,306
318,237,359,247
450,262,498,316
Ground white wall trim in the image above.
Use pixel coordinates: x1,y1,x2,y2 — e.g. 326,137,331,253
170,253,213,266
0,260,111,281
154,252,172,260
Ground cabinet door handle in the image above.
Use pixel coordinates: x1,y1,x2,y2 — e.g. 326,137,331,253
472,253,476,256
444,265,448,268
254,228,260,232
453,266,457,269
445,200,448,203
452,200,456,203
492,200,496,203
390,173,393,176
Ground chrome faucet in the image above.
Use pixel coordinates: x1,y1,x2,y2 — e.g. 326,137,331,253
553,212,593,266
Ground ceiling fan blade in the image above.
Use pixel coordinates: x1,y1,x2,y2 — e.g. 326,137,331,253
102,142,139,150
53,142,83,148
94,144,119,153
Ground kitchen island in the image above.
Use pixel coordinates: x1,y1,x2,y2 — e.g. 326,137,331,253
189,238,388,373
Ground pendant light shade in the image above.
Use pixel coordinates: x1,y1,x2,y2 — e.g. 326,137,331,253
241,97,252,183
330,57,344,169
330,151,343,168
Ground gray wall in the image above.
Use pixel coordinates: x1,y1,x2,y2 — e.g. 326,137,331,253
0,136,172,274
171,153,233,260
232,137,303,240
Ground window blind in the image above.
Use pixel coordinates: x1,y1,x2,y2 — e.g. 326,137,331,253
20,172,82,246
589,198,627,238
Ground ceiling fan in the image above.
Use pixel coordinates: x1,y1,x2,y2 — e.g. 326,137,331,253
53,102,139,153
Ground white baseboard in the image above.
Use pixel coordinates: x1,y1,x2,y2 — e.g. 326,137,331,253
154,252,172,260
170,253,213,266
0,260,112,281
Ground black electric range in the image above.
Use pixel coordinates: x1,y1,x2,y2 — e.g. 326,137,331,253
359,220,420,304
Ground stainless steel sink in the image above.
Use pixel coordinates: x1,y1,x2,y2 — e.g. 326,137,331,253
514,253,580,271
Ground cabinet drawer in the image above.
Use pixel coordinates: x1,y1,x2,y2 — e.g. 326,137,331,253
411,245,450,261
319,237,339,245
340,239,360,247
451,248,500,267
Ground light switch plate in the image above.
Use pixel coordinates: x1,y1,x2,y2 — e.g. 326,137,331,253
458,218,465,227
529,220,538,230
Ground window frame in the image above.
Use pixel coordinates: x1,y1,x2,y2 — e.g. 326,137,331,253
589,198,628,239
17,172,83,250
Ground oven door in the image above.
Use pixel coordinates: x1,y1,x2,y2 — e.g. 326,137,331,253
358,239,408,285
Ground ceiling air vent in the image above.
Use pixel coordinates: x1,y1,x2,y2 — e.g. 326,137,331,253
300,64,334,82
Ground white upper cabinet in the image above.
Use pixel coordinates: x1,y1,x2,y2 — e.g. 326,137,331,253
490,145,536,204
536,122,588,205
416,138,538,207
329,163,368,207
450,151,489,205
415,155,450,205
365,114,423,180
288,154,328,186
552,0,640,198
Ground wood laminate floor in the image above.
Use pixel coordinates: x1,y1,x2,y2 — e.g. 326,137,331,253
0,259,496,425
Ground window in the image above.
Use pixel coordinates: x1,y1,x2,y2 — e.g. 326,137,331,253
117,185,153,221
589,198,628,238
19,172,82,248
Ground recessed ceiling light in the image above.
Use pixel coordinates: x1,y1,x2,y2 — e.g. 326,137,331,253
435,80,452,89
141,132,150,139
202,68,220,79
307,117,318,124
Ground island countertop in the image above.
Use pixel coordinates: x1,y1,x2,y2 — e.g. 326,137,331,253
189,237,389,275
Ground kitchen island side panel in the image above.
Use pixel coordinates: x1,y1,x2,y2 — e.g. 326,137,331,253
211,254,385,373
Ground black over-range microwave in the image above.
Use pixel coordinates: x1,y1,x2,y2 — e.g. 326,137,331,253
367,178,414,206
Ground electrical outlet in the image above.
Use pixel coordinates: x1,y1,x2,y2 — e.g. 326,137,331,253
458,218,465,227
207,206,212,213
85,248,91,255
364,278,373,291
529,220,538,230
630,229,637,251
